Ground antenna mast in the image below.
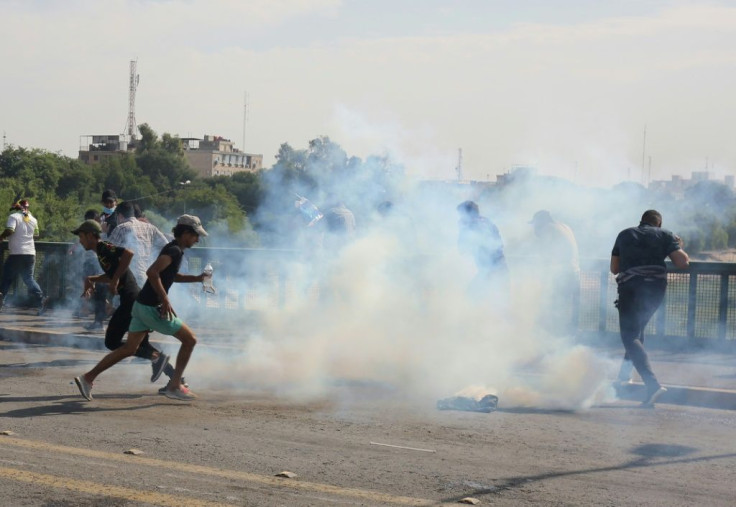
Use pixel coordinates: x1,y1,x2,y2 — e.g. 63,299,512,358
126,60,140,140
456,148,463,181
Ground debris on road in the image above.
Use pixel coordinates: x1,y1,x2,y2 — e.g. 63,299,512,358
370,442,436,453
459,497,480,505
437,394,498,413
0,430,15,436
124,448,144,455
276,471,298,478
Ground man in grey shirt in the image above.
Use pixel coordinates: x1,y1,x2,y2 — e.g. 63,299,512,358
611,209,689,407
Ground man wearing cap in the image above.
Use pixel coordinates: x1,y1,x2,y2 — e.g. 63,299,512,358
75,215,209,402
529,210,580,336
0,199,47,315
611,209,690,407
70,219,173,385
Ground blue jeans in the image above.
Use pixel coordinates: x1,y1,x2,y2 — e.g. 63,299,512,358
616,278,665,391
0,254,44,304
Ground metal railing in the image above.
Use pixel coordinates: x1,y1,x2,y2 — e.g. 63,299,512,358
2,243,736,343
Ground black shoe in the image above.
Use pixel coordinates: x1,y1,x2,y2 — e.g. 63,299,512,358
641,386,667,407
158,377,188,394
150,353,170,383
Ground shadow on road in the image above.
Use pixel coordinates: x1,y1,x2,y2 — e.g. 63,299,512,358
443,444,736,503
0,396,169,418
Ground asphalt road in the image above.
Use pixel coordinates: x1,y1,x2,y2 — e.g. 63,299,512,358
1,339,735,506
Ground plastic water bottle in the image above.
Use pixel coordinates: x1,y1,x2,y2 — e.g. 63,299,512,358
202,263,216,294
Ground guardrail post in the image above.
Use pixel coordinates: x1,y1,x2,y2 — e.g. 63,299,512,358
687,272,697,339
719,273,729,341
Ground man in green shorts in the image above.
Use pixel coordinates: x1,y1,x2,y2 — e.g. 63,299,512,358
75,215,209,402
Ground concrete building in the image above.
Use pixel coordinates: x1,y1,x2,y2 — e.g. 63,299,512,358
183,135,263,178
78,135,131,165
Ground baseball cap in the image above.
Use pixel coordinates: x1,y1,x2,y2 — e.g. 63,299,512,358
71,219,103,235
176,214,208,236
529,210,553,224
101,189,117,202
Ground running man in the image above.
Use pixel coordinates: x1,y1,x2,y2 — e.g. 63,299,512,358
75,215,208,401
71,219,172,385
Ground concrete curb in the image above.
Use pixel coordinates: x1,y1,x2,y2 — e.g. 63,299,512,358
615,382,736,410
4,324,736,411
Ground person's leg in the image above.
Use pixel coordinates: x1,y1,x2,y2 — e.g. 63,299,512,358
92,285,107,323
166,323,197,391
617,281,663,391
0,255,19,308
82,330,148,384
19,255,43,302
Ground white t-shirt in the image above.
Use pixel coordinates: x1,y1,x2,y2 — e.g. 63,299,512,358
5,211,38,255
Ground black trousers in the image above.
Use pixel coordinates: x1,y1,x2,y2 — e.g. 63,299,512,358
616,278,666,390
105,294,158,360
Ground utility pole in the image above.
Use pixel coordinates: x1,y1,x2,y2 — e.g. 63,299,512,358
242,91,248,151
641,125,647,184
2,131,6,150
455,148,463,181
126,60,139,140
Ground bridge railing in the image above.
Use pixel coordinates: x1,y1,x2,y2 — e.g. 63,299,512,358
2,243,735,343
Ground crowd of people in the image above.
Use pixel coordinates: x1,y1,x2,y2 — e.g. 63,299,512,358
0,190,690,407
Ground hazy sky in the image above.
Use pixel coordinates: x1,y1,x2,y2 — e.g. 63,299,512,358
1,0,735,186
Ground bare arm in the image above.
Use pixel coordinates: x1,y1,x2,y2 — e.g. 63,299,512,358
108,249,134,295
0,228,14,241
174,273,205,284
146,254,176,318
610,255,620,275
669,249,690,269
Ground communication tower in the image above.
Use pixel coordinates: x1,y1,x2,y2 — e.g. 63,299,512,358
126,60,140,140
455,148,463,181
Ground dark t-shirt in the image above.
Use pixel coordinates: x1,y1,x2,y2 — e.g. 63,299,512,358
458,216,507,272
611,223,681,273
95,241,139,302
136,240,184,307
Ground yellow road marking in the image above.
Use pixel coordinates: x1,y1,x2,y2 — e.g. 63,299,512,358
0,466,231,507
0,437,436,506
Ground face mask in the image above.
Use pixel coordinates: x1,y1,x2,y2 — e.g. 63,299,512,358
102,206,116,215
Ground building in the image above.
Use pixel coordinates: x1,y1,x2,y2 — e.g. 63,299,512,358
78,135,132,165
183,135,263,178
649,171,735,199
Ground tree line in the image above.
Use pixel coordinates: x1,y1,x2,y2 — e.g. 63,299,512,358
1,124,734,258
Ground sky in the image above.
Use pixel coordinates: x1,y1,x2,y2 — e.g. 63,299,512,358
2,0,735,187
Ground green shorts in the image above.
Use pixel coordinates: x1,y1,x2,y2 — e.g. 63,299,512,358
129,301,184,336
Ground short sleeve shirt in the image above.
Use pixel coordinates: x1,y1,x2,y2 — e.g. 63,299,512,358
6,212,38,255
136,240,184,306
95,241,139,301
611,223,681,273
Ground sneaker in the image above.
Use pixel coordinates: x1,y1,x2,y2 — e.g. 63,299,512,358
74,375,93,401
164,385,197,401
158,377,188,394
84,321,104,331
37,297,48,316
150,353,170,383
641,386,667,407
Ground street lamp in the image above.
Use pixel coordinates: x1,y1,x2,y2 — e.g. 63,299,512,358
179,180,191,214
